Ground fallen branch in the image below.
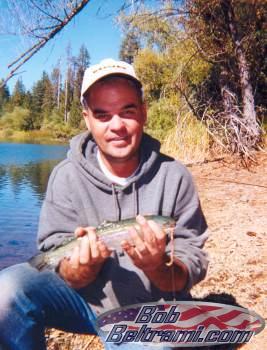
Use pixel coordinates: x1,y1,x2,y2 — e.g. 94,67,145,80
198,177,267,189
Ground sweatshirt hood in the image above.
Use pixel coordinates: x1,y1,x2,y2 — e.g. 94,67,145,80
67,131,161,193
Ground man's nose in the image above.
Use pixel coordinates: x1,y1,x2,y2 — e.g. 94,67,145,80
110,114,125,130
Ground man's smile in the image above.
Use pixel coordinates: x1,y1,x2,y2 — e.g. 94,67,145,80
108,136,130,144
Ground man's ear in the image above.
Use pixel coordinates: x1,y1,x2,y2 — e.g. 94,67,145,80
82,109,91,131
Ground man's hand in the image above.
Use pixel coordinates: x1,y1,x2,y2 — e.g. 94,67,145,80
58,227,111,289
121,215,188,292
121,215,167,272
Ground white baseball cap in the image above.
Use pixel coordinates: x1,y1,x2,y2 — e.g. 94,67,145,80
81,58,142,104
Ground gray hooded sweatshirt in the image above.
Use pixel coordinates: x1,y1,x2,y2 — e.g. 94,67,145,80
37,132,208,316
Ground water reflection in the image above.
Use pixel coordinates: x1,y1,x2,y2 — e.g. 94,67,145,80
2,160,59,200
0,143,68,270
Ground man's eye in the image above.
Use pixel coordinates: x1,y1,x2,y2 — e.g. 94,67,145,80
95,113,111,120
122,109,136,117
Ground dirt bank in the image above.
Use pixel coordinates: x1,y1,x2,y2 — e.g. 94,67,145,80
189,152,267,350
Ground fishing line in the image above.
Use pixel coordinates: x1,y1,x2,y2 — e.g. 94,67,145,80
165,227,176,301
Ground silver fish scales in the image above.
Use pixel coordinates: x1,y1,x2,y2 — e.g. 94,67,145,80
29,215,175,270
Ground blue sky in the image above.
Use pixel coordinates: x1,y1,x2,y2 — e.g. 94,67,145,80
0,1,126,92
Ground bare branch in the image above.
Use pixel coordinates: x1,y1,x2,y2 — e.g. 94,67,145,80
28,0,63,24
1,0,90,87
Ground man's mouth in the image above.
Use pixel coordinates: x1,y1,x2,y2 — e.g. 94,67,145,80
109,136,129,143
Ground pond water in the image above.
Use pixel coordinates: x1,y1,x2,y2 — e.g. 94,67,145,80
0,142,69,270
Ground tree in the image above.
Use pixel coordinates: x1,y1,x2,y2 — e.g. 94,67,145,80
51,64,62,110
42,72,55,117
185,0,264,157
0,82,10,114
62,44,90,125
63,44,75,123
31,71,54,128
10,78,26,107
119,31,141,63
119,0,266,158
68,99,82,128
0,1,140,86
0,0,91,86
73,44,90,100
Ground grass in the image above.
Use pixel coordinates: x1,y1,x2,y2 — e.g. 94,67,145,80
161,112,211,164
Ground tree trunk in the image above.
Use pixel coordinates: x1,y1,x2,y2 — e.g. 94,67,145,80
57,72,61,110
222,0,261,141
64,76,68,123
219,64,242,152
220,65,237,114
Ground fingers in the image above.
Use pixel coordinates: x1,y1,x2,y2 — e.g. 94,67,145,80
88,230,99,260
129,226,147,255
121,215,167,271
60,227,111,289
147,220,165,241
74,226,95,238
72,228,111,267
136,215,153,245
79,236,90,264
121,229,143,259
98,240,111,259
136,215,166,249
88,232,111,261
69,246,80,269
147,220,166,251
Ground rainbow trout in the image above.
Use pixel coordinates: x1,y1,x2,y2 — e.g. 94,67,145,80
29,215,175,271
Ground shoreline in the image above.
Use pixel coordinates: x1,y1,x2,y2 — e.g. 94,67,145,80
0,129,71,145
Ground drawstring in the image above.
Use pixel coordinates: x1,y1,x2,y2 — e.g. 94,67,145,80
111,182,139,221
111,184,120,221
132,182,139,217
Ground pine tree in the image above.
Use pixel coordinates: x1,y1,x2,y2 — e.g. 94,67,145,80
31,71,54,128
68,45,90,127
11,78,26,107
42,72,55,116
73,45,90,100
0,81,10,114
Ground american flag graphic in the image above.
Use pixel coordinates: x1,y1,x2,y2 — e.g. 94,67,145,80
96,301,265,346
98,304,166,328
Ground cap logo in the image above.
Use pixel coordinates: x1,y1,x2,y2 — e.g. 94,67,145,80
92,64,128,74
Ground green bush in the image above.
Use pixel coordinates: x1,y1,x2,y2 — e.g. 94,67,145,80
0,107,33,131
42,110,82,139
42,110,64,128
145,97,179,142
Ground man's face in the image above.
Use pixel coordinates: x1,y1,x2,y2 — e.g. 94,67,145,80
82,78,147,166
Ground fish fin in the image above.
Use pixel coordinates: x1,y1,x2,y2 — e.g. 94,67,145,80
98,220,114,229
100,219,112,225
28,253,53,271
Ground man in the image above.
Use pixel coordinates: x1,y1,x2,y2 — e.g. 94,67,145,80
0,59,208,350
